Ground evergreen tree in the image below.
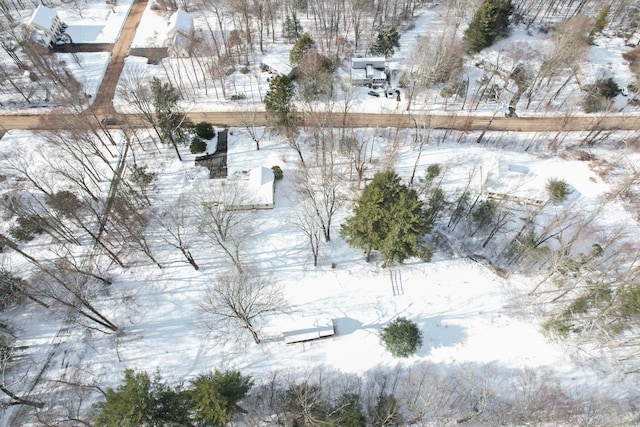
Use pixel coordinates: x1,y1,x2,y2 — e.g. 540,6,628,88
369,26,400,57
151,77,188,161
471,199,497,231
546,178,573,203
94,369,190,427
0,269,21,311
330,393,367,427
195,121,215,140
589,4,611,43
340,171,430,265
264,74,297,128
290,33,315,64
190,136,207,154
582,77,621,112
189,370,254,426
370,393,402,425
381,317,423,358
463,0,512,54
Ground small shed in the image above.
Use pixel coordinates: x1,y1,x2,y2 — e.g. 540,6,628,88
284,317,336,344
26,5,66,48
167,9,194,57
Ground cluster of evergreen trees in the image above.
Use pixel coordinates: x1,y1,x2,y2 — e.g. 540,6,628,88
94,362,634,426
94,369,253,427
463,0,512,53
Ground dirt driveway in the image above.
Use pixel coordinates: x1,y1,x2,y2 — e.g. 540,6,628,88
92,0,148,117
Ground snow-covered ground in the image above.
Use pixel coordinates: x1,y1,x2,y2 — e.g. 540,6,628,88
60,0,133,44
2,124,640,424
0,0,130,114
2,0,640,423
112,1,640,116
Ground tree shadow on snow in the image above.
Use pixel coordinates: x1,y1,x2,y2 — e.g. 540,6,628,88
333,317,385,336
416,316,466,357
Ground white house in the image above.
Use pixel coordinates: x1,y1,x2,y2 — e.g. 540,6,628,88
167,9,194,57
228,166,275,210
25,5,66,48
351,57,388,87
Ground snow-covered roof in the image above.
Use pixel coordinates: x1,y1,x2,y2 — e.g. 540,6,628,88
284,317,335,344
28,5,58,30
351,57,386,69
226,166,275,209
168,9,193,36
261,55,294,77
247,166,274,206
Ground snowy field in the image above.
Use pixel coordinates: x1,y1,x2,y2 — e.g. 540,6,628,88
2,124,640,424
2,0,640,424
59,0,133,44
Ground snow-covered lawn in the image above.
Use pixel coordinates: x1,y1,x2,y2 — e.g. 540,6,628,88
3,0,640,423
2,125,640,424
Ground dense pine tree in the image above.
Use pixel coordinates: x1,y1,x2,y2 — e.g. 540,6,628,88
95,369,252,427
381,317,423,358
264,74,297,128
340,171,430,265
369,26,400,57
330,393,367,426
290,33,314,64
189,370,253,427
282,11,303,43
195,121,215,140
463,0,512,54
94,369,190,427
589,5,611,43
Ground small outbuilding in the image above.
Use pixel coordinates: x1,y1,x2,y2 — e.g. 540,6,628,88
284,317,336,344
25,5,67,48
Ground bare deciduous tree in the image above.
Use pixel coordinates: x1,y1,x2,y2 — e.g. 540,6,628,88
292,199,322,267
526,14,590,109
0,232,118,332
241,111,266,151
197,181,254,273
153,195,199,270
295,127,344,242
339,130,370,189
199,269,287,344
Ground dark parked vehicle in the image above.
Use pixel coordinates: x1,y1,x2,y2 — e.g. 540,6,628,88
101,118,117,125
368,90,380,97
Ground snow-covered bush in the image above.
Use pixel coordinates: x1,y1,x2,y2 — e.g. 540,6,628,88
190,136,207,154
